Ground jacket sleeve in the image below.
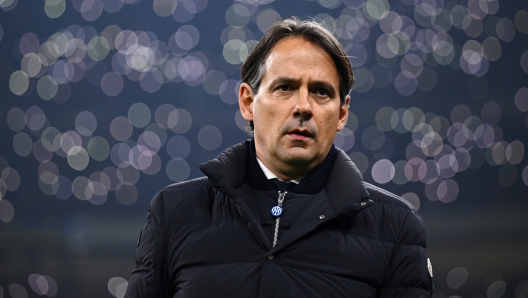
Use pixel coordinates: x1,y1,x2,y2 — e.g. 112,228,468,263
125,190,172,298
379,210,433,298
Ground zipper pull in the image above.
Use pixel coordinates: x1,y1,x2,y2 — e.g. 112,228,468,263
270,191,287,218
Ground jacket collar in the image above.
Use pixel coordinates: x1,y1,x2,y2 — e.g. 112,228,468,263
199,139,370,217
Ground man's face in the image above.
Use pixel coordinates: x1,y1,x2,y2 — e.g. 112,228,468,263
239,37,349,180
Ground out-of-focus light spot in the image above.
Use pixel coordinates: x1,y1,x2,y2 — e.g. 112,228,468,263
401,192,420,211
515,10,528,34
219,79,239,104
436,179,459,203
72,176,90,200
108,276,128,298
45,0,66,18
203,70,227,95
53,175,72,199
81,0,104,21
450,104,472,124
394,71,417,96
171,0,201,23
75,111,97,136
7,107,26,132
138,131,162,153
175,25,200,51
1,167,20,192
521,50,528,74
101,71,124,96
523,165,528,187
26,106,46,131
223,39,247,65
487,281,507,298
21,53,42,77
391,160,408,185
155,104,176,128
67,146,90,170
33,139,53,162
481,101,501,125
169,108,192,133
362,125,385,150
60,130,83,155
226,4,251,27
496,18,516,42
153,0,177,17
506,140,525,165
117,162,140,185
13,132,33,157
371,159,394,184
166,158,190,182
514,87,528,112
197,125,222,151
352,67,374,93
102,0,124,13
37,75,58,100
166,135,191,159
256,9,281,33
8,284,27,298
28,274,57,296
87,180,108,205
498,164,517,187
139,70,163,93
376,34,399,59
482,37,501,61
115,184,138,205
87,36,110,61
375,106,395,131
0,198,14,222
0,0,18,11
87,136,110,161
110,116,134,141
9,70,29,95
334,127,355,152
316,0,341,9
128,103,151,128
349,152,369,175
363,0,389,21
447,267,468,289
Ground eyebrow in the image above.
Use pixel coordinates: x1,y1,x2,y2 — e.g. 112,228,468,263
268,77,337,97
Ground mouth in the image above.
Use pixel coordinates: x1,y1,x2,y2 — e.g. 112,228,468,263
286,129,313,140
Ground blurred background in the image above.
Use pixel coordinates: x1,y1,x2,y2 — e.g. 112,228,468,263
1,0,527,297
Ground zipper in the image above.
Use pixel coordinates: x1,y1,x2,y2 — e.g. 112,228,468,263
272,191,287,247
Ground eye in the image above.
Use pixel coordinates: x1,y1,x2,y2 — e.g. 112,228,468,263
315,88,328,96
277,84,290,92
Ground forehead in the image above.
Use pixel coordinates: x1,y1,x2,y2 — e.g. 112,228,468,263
263,37,339,83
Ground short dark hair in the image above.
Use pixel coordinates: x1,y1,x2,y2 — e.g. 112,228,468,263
240,16,354,131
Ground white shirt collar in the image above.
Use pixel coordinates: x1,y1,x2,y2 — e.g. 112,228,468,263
256,157,305,184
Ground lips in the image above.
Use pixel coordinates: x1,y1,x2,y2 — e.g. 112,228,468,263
287,129,313,140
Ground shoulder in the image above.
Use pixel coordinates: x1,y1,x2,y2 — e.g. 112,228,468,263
364,182,416,211
147,177,217,224
363,182,427,246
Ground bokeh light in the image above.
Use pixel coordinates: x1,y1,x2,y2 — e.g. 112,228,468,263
1,1,527,297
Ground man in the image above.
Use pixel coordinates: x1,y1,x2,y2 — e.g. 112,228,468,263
125,17,433,297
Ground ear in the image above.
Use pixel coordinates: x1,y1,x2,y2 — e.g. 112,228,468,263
239,82,255,122
337,95,350,132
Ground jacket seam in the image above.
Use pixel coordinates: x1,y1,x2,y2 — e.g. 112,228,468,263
381,209,413,288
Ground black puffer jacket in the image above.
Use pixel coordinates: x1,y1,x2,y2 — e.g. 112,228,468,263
125,140,433,297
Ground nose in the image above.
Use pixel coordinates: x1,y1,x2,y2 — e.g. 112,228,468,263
293,88,313,121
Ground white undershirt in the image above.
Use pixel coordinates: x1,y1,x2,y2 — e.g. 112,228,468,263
256,157,306,185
